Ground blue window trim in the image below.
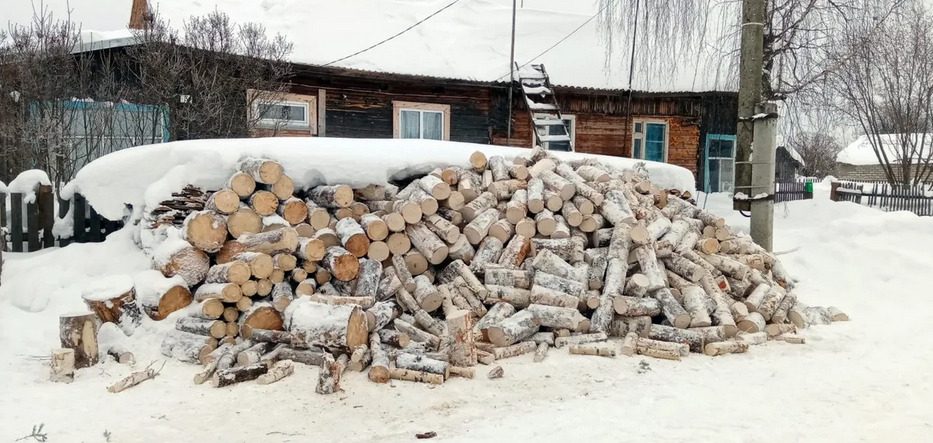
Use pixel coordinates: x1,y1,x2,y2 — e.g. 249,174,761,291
704,134,736,193
58,100,170,142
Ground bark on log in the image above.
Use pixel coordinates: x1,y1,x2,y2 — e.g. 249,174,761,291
484,268,532,289
492,341,538,360
530,285,579,309
525,304,590,331
610,316,651,338
473,302,516,340
447,259,487,300
82,283,142,335
308,185,353,209
770,291,798,324
554,332,608,349
531,249,585,282
487,309,540,347
412,276,443,312
704,339,749,356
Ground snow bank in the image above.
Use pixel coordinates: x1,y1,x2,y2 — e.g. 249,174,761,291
68,137,696,220
0,228,150,313
7,169,52,204
837,133,933,166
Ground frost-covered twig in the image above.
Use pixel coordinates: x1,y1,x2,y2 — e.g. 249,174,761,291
15,424,47,442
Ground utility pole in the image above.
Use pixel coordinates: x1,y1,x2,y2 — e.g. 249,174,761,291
750,103,778,251
506,0,517,147
733,0,766,212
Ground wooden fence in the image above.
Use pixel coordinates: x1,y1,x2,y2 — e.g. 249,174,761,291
830,181,933,216
774,180,813,203
1,186,122,252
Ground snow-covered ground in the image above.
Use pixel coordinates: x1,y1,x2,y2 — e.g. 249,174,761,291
1,184,932,442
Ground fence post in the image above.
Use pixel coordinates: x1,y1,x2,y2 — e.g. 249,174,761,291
26,195,40,252
58,196,72,247
37,185,55,248
73,194,86,243
10,193,23,252
0,191,6,251
89,207,102,242
830,182,840,201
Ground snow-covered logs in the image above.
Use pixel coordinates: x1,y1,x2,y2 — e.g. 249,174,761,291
137,153,835,391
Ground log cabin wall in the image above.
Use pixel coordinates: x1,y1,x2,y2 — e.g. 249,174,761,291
287,67,492,144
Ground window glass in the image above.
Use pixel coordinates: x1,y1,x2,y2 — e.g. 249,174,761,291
633,139,642,159
709,138,734,158
422,111,443,140
634,122,643,133
400,110,421,138
644,123,665,162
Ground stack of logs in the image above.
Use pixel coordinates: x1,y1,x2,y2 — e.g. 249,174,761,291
98,147,847,390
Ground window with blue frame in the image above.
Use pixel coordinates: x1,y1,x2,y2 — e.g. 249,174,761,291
632,120,668,162
705,134,736,193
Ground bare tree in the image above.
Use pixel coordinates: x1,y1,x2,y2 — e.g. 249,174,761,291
829,1,933,185
786,131,841,178
0,8,293,186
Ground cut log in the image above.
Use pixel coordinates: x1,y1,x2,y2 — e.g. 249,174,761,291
176,317,226,339
195,283,242,303
569,343,617,357
681,286,713,327
181,210,228,253
238,302,284,339
736,312,767,333
530,285,579,309
525,304,590,332
484,268,532,289
651,288,690,329
394,319,441,350
473,302,516,340
535,209,557,236
554,332,608,349
397,352,449,378
826,306,849,322
249,190,279,217
378,328,411,348
161,329,216,364
637,337,689,356
82,279,141,335
765,323,797,338
464,208,499,245
488,218,515,244
59,313,100,369
737,331,768,345
492,341,538,359
321,246,361,282
756,286,787,321
648,324,704,353
487,309,540,347
461,191,496,222
412,276,444,312
614,296,661,316
227,172,257,197
236,342,274,367
447,259,488,300
156,242,210,287
406,222,449,265
336,217,370,258
497,235,531,269
50,348,76,383
526,177,545,213
532,342,550,362
704,339,749,356
419,174,452,200
205,262,251,286
285,298,368,350
770,291,798,324
531,249,586,282
470,237,504,275
308,185,354,209
744,283,772,312
445,310,477,367
389,367,444,385
610,316,651,338
238,158,283,184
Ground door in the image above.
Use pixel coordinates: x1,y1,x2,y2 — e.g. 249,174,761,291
705,134,736,193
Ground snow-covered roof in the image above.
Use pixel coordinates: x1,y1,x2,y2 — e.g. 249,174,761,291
5,0,737,93
837,134,933,166
782,145,806,167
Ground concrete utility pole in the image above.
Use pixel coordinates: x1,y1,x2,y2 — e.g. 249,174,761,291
506,0,517,147
750,103,778,252
734,0,766,212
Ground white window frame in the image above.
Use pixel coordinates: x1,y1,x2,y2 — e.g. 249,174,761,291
255,99,311,129
632,119,670,162
393,101,451,141
533,114,575,152
247,89,318,134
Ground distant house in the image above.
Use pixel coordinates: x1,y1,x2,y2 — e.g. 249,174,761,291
836,134,933,181
7,0,740,189
776,145,805,181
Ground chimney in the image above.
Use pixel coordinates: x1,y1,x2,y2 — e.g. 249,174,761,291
129,0,149,30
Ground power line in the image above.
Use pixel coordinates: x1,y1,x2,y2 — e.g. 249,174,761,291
322,0,462,67
496,3,612,81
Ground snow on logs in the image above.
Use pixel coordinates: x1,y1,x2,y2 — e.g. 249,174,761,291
133,151,841,390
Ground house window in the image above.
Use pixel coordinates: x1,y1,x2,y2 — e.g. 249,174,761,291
632,120,668,162
705,134,736,193
248,90,318,134
535,115,575,152
393,101,451,141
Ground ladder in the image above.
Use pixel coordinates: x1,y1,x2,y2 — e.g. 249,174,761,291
516,63,573,151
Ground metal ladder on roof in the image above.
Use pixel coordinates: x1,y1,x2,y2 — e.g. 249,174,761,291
516,63,573,151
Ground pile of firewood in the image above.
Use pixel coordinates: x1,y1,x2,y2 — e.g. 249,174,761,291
71,146,848,390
